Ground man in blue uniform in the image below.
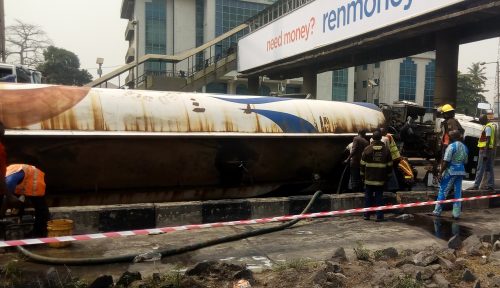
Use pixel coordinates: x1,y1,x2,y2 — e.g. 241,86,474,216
431,130,468,220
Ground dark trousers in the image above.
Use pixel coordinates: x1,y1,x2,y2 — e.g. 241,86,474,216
0,195,50,237
364,185,384,220
29,196,50,237
350,165,363,192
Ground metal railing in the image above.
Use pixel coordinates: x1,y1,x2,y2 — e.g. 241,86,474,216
246,0,314,33
88,24,248,88
89,0,313,89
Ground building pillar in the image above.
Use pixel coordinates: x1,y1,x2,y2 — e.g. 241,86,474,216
435,31,459,108
227,80,236,94
301,67,317,99
248,76,259,95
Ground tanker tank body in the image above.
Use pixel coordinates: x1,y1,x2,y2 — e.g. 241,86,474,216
0,83,385,206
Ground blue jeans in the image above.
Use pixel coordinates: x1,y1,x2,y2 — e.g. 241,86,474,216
364,185,384,220
473,149,495,189
433,173,463,218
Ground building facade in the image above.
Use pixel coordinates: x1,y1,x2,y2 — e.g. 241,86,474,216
317,52,436,108
120,0,436,104
121,0,277,91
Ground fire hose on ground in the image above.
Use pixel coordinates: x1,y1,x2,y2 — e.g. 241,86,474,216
16,190,324,265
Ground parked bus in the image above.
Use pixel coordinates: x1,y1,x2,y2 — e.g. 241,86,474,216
0,63,42,84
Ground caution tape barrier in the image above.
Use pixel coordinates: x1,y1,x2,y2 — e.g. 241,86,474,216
1,194,498,248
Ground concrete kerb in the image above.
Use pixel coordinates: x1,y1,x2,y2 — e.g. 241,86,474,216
47,191,497,235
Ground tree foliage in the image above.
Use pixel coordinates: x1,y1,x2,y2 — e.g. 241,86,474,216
6,19,52,68
37,46,92,86
456,62,487,116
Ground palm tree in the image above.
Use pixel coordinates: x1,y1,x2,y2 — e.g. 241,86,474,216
467,62,488,88
456,64,488,115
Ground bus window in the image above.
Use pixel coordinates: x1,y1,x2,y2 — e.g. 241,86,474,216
0,64,15,82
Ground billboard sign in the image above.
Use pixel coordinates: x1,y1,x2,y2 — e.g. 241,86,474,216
238,0,466,72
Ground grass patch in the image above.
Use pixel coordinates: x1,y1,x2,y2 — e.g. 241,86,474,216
373,249,384,260
140,267,185,288
272,258,317,272
353,242,371,261
390,275,423,288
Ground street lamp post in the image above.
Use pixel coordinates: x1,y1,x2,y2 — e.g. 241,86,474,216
480,61,500,118
96,57,104,78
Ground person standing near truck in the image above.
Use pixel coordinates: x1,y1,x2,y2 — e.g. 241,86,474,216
467,114,496,191
360,130,393,222
345,129,369,192
439,104,464,157
431,130,468,219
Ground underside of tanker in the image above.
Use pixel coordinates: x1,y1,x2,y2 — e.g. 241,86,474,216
6,134,351,206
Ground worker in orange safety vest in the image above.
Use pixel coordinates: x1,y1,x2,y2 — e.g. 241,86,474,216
0,164,50,237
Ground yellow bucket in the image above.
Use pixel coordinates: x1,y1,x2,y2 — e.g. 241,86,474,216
47,219,74,248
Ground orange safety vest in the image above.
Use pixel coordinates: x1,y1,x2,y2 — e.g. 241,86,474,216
5,164,46,196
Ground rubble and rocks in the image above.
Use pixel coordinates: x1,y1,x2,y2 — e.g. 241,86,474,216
1,233,499,288
88,275,113,288
414,250,438,266
494,240,500,251
116,271,142,287
462,268,477,282
447,234,462,250
331,247,348,262
463,235,485,256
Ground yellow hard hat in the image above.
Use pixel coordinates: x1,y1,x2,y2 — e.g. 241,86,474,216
441,104,454,113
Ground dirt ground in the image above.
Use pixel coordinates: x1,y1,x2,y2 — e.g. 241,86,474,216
1,236,499,288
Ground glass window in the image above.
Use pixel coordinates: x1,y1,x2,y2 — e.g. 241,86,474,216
362,64,367,70
259,85,271,96
374,62,380,68
362,80,367,88
399,57,417,101
206,82,228,94
332,69,348,101
236,84,248,95
286,85,301,94
196,0,205,68
215,0,272,54
424,60,435,112
145,0,167,74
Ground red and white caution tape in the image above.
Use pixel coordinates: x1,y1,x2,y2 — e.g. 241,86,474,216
1,193,498,248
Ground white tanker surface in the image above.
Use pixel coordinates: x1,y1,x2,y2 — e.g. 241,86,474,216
0,84,385,205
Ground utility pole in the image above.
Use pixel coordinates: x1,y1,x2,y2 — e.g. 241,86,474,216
0,0,5,62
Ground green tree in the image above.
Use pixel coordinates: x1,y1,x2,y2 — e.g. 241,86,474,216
37,46,92,86
456,63,487,115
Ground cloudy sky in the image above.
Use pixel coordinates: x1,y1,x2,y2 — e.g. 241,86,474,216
5,0,499,104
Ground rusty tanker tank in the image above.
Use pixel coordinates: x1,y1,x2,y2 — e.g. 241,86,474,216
0,84,385,206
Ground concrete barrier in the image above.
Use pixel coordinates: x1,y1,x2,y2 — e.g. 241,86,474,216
48,190,496,234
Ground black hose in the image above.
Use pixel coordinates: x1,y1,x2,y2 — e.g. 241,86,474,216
17,190,323,265
336,164,349,194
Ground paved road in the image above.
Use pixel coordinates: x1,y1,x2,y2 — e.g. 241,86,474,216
1,208,499,282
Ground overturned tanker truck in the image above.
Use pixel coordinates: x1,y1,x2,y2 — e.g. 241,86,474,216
0,84,385,206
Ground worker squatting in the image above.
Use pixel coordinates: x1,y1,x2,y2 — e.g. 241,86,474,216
322,0,413,32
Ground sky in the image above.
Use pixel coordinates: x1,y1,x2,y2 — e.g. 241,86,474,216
4,0,500,105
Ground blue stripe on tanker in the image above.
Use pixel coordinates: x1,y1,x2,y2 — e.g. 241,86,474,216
249,109,318,133
211,96,291,105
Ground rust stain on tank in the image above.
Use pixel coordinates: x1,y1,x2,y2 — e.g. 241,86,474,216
90,92,106,131
224,113,235,132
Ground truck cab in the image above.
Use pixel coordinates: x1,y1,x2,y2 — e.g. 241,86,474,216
0,63,42,84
